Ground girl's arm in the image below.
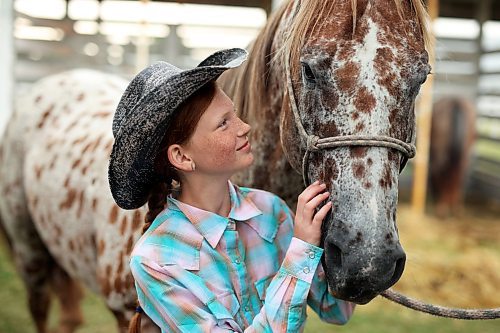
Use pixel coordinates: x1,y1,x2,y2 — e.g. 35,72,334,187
277,183,356,325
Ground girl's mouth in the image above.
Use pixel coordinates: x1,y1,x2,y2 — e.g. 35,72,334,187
237,141,250,151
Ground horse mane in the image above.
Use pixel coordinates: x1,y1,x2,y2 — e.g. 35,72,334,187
222,1,289,121
225,0,431,121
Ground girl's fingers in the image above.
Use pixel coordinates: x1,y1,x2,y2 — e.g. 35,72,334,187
312,201,332,226
297,181,321,213
302,191,330,222
299,182,327,204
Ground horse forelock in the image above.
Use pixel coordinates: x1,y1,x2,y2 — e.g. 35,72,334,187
281,0,431,79
225,0,290,123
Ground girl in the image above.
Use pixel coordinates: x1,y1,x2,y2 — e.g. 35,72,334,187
108,48,354,333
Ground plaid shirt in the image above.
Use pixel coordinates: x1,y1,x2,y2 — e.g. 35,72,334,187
130,181,355,332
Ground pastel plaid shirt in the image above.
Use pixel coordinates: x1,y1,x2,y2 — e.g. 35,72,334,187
130,181,355,332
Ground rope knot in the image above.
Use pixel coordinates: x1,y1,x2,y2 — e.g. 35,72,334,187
407,145,416,158
306,135,320,152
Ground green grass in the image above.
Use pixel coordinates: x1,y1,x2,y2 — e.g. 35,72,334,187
476,140,500,162
477,118,500,143
1,238,499,333
305,304,500,333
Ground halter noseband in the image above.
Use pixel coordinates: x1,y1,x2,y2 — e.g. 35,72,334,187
284,53,416,186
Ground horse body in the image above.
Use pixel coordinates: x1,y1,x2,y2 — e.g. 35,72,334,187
0,0,430,331
0,70,154,332
429,97,476,217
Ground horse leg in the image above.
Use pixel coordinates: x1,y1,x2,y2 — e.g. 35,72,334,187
432,175,449,218
0,205,57,332
0,204,53,332
10,226,54,333
110,309,129,333
110,309,161,333
49,264,84,333
108,302,161,333
28,282,52,333
446,166,463,217
434,199,449,218
450,162,468,217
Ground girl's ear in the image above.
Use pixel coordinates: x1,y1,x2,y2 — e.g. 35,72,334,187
167,144,193,172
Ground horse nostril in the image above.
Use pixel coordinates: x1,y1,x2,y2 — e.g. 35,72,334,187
325,241,343,270
388,252,406,287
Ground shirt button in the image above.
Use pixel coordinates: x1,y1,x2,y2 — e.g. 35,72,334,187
303,267,310,274
227,219,236,230
308,252,315,259
235,258,241,264
244,306,250,312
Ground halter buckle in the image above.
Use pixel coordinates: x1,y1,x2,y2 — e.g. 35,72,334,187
306,135,320,152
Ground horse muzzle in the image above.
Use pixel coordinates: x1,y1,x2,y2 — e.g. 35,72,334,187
322,231,406,304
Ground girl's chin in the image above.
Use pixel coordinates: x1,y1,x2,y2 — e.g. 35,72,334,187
243,154,254,167
234,155,254,172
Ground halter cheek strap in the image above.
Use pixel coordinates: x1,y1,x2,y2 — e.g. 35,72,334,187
284,52,416,186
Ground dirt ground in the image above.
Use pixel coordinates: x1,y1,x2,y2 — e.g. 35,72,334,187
388,204,500,309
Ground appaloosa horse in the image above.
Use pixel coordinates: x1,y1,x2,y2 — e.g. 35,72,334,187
429,96,476,217
0,1,430,332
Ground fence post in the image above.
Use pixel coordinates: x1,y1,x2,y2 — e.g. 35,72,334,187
0,0,13,137
411,0,439,215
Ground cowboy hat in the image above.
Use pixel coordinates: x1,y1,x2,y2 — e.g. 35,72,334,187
108,48,248,209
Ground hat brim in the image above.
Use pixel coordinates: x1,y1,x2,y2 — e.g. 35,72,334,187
109,48,247,209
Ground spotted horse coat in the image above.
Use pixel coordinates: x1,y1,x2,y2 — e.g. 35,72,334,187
0,70,158,333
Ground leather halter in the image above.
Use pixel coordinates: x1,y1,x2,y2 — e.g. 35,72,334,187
284,52,416,186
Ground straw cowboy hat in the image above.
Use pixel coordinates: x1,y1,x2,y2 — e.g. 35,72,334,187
108,48,248,209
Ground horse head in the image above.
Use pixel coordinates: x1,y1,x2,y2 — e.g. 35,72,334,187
277,0,431,304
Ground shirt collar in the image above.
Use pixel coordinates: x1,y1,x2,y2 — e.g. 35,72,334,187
166,180,263,248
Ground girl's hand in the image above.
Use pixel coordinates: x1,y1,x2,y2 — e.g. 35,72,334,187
293,181,332,246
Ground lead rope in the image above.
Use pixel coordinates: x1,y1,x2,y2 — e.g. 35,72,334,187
380,289,500,320
284,46,500,320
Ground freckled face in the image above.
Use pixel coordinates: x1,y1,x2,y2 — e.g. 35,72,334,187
186,87,254,176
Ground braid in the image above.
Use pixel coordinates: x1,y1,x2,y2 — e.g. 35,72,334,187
128,300,143,333
143,181,170,234
129,181,170,333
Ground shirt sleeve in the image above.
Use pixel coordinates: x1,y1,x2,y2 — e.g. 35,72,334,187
276,198,356,326
248,236,324,332
306,257,356,324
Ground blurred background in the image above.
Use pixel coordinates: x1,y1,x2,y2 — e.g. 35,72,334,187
0,0,499,332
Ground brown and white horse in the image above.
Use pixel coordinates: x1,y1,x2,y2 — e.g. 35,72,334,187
0,1,430,332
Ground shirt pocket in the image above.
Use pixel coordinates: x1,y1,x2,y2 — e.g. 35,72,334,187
214,290,241,318
254,274,275,302
179,292,241,333
147,242,200,271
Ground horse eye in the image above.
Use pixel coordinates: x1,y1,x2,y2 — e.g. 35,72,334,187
301,62,316,85
419,64,432,85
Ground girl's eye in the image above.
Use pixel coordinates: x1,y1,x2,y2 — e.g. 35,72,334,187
218,119,228,128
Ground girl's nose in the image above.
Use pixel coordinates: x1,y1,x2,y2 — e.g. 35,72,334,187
237,119,251,137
